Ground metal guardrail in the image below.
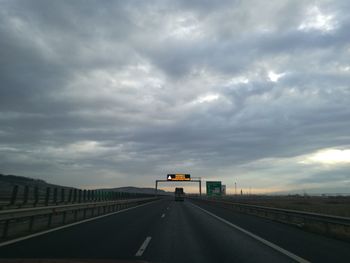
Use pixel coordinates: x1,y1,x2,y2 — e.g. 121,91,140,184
0,197,158,241
190,197,350,241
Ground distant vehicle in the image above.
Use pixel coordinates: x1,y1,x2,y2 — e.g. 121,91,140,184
174,187,184,201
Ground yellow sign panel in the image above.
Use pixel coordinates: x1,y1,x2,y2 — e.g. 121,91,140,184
167,174,191,181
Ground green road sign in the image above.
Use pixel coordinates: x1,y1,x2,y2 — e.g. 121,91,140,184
206,181,222,196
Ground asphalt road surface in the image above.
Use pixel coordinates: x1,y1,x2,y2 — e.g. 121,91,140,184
0,198,349,263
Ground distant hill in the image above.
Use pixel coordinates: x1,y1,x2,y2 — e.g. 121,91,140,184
0,174,166,195
0,174,75,197
270,187,350,196
0,174,47,185
0,174,71,190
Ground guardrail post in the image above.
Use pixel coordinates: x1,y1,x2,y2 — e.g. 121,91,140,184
78,190,82,203
45,187,51,206
23,185,29,205
2,220,9,238
61,188,65,203
47,214,52,227
74,209,78,221
68,189,73,203
53,188,58,204
87,190,90,201
73,189,77,203
79,189,83,203
33,186,39,207
62,211,67,224
29,216,35,232
10,185,19,206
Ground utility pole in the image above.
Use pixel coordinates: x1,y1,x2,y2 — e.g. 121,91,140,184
235,182,237,195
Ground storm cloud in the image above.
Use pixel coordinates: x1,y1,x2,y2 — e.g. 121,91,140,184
0,0,349,193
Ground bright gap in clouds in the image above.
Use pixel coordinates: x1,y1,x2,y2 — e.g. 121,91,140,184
194,94,220,104
306,149,350,164
268,71,285,82
298,6,336,32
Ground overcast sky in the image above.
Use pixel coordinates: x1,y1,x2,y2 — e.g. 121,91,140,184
0,0,349,194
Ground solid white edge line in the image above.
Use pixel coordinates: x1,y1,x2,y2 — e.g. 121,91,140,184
0,200,160,248
190,202,310,263
135,236,152,257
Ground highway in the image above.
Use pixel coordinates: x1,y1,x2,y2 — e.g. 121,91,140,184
0,198,349,263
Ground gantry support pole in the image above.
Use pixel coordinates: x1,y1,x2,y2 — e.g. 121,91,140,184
155,180,158,196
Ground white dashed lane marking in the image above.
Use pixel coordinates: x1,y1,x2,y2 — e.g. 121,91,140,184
135,236,152,257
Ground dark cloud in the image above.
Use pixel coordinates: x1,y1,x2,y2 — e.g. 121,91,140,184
0,0,349,192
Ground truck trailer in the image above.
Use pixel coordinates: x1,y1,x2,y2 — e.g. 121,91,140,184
174,187,184,201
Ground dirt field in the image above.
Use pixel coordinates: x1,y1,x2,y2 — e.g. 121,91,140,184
223,195,350,217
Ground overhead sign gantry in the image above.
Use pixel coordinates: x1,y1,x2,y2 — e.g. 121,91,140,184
155,174,201,196
167,174,191,181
